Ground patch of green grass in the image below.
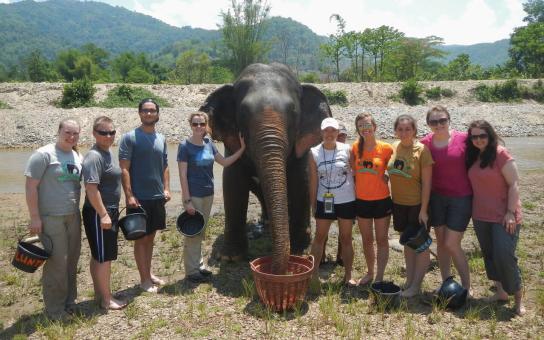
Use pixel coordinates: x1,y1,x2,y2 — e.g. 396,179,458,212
135,318,168,340
537,288,544,312
0,100,13,109
241,276,255,300
322,89,349,107
472,79,522,102
123,302,140,320
97,85,170,108
399,79,425,106
522,201,537,211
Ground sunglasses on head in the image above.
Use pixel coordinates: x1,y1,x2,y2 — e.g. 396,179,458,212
428,117,449,126
470,133,488,141
191,122,206,127
95,129,116,136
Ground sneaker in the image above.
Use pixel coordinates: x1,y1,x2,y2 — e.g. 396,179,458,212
199,268,213,277
187,272,211,283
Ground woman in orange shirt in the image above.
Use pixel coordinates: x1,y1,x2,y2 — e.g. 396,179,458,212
352,113,393,285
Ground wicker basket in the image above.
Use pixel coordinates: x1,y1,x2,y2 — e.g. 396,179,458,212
250,255,314,312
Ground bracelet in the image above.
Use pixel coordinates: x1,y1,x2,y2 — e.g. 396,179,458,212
183,198,192,204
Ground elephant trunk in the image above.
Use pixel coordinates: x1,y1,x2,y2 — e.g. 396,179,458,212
253,109,291,274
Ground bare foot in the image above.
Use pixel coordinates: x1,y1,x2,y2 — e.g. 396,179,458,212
484,292,509,303
102,297,127,310
358,273,374,286
140,281,158,293
151,274,165,286
344,279,358,287
514,304,526,316
401,287,420,298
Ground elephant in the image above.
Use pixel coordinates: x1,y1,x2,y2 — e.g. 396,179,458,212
200,63,331,274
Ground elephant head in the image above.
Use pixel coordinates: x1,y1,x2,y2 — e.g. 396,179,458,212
200,63,331,274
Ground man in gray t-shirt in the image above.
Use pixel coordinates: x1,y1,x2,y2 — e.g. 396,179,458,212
119,98,171,293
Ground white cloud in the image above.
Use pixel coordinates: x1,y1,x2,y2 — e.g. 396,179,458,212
105,0,526,44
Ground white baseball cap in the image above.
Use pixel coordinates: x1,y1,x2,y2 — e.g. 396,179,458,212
321,117,339,130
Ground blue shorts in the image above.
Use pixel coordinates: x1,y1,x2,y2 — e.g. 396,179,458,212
429,192,472,232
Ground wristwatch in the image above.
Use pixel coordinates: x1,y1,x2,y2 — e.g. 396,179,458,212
183,198,192,204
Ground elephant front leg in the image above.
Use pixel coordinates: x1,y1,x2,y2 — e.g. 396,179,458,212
221,162,250,260
287,154,311,254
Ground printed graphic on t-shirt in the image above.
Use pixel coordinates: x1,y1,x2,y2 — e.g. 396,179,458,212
357,159,378,175
317,158,349,190
59,162,81,181
388,157,413,178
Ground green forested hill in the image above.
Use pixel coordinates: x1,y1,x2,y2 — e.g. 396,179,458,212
0,0,510,71
439,39,510,67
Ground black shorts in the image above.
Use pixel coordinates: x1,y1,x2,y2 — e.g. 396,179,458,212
392,203,420,232
128,199,166,234
83,205,119,263
315,200,356,220
356,197,393,219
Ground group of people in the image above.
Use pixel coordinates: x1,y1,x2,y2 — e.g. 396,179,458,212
24,98,243,320
24,98,524,320
309,105,524,315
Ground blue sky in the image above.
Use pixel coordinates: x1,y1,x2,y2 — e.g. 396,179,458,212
3,0,527,45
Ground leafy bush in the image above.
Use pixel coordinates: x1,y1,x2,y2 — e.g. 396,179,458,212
300,72,320,83
472,79,522,102
440,88,456,98
425,86,456,100
521,80,544,103
59,79,96,108
399,80,425,106
323,89,348,107
98,84,170,108
425,86,442,100
0,100,12,109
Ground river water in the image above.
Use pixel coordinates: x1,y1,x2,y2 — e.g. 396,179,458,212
1,137,543,194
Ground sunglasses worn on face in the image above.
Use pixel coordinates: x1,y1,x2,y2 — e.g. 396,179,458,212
140,108,158,114
428,118,449,126
191,122,206,127
95,130,116,136
470,133,488,141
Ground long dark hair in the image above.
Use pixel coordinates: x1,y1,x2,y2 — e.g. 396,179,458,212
465,120,503,169
355,112,376,158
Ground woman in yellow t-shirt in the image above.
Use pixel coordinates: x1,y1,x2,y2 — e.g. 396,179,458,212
351,113,393,285
388,114,433,297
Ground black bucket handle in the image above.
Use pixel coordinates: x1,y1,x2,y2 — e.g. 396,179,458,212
113,205,146,232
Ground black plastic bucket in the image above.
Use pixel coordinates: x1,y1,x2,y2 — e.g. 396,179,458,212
370,281,401,309
176,210,205,237
400,222,432,253
12,233,52,273
117,206,147,240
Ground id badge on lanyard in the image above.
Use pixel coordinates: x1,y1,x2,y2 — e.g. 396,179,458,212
323,192,335,214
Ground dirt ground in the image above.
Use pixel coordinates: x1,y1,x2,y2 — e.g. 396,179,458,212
0,170,543,339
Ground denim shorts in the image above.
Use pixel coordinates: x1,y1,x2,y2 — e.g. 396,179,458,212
429,192,472,232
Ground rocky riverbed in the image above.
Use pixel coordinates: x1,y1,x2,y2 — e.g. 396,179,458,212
0,80,543,148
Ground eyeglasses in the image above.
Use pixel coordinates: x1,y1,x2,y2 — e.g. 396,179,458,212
470,133,488,141
428,118,449,127
140,108,158,114
191,122,206,127
95,130,116,136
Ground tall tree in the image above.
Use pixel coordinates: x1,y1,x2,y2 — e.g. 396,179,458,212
374,25,404,81
24,50,56,82
509,0,544,77
391,36,444,80
320,14,347,81
220,0,271,75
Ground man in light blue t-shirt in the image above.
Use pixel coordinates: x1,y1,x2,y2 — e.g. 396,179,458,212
119,98,171,293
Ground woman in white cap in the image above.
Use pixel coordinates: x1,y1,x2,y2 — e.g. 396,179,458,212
309,117,357,286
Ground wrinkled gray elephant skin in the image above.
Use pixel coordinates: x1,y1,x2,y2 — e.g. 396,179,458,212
200,63,331,274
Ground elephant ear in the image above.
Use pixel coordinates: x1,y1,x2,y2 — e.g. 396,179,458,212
199,85,240,152
295,85,332,158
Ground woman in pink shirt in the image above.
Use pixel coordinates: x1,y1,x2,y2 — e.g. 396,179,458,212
420,105,471,292
466,120,524,316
